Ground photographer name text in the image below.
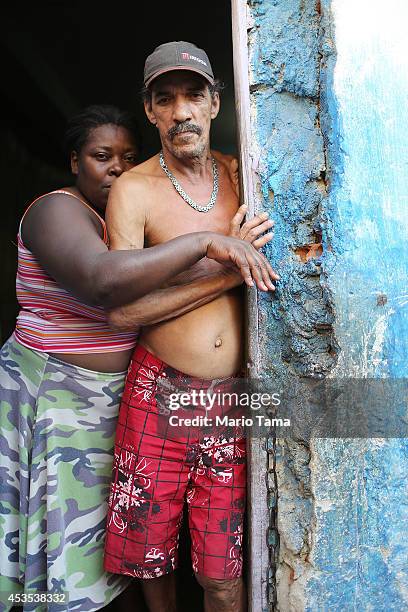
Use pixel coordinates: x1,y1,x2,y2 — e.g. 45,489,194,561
168,415,291,427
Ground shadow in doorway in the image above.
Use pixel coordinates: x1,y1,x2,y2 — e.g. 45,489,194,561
1,0,236,342
1,2,238,609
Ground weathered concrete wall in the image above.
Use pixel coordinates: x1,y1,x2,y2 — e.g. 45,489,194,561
306,1,408,609
247,1,333,607
247,0,408,609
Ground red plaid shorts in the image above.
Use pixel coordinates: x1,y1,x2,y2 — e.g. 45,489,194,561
104,344,246,580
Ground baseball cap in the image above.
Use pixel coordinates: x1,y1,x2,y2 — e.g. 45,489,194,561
144,41,214,87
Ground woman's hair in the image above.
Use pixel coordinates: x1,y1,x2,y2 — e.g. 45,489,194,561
63,104,142,156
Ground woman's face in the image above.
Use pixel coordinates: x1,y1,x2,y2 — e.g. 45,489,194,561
71,124,139,211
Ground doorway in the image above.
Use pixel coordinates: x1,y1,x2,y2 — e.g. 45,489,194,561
0,0,237,343
1,2,241,611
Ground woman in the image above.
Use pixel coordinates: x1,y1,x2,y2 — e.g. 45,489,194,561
0,105,142,612
0,105,274,611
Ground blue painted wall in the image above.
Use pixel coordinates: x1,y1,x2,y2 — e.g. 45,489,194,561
247,0,408,609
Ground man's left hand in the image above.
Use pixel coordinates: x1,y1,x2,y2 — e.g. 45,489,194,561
229,205,274,250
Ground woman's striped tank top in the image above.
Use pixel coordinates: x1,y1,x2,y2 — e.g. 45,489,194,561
14,190,138,353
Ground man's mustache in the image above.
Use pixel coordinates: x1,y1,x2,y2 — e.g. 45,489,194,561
168,123,202,140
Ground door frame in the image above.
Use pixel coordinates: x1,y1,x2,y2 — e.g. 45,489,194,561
231,2,272,610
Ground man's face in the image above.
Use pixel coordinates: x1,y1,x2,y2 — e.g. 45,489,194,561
144,71,220,160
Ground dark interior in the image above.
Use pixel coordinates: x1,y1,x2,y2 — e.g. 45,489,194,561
1,2,236,610
1,0,236,345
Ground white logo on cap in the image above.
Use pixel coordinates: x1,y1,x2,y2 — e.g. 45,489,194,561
181,52,207,67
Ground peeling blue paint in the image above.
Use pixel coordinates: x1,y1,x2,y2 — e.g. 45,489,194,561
248,0,408,609
249,0,334,380
306,440,408,611
305,1,408,608
249,0,320,98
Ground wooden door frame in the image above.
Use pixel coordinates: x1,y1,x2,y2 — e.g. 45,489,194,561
231,2,271,610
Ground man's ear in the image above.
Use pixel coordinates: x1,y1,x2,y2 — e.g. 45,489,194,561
71,151,79,175
210,92,220,120
144,100,157,126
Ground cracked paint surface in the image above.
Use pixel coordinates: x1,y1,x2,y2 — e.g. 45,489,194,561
247,0,408,609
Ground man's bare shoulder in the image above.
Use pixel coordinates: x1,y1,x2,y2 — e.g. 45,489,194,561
212,150,236,164
211,150,239,198
110,154,162,197
124,154,162,179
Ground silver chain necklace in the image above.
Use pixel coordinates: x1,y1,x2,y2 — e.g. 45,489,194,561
159,151,218,213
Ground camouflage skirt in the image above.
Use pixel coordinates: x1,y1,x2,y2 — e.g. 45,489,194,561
0,335,131,611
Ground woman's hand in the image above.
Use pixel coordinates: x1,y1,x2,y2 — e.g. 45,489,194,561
203,233,279,292
215,204,278,291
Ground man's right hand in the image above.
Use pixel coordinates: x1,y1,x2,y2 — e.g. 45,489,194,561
203,233,279,292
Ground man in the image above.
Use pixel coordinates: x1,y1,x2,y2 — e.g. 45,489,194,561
104,42,278,611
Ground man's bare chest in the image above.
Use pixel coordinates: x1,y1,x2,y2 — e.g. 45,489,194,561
145,189,238,246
